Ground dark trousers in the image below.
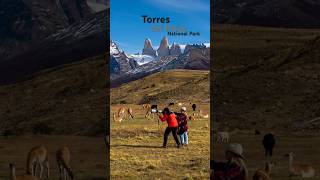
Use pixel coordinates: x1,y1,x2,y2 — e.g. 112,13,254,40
163,127,180,147
265,148,273,156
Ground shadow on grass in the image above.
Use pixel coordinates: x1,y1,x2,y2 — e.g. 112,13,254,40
113,144,162,149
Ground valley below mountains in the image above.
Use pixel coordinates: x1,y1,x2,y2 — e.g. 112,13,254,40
110,37,210,87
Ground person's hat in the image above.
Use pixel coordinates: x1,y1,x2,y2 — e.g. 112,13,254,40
181,107,187,111
226,143,244,159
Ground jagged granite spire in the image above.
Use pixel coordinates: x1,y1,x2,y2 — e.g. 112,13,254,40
142,38,157,57
157,36,170,57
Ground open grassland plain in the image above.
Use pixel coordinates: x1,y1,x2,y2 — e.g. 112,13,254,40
212,24,320,179
110,104,210,179
0,136,106,180
212,131,320,180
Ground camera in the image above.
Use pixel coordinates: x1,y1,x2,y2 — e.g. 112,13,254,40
151,109,162,113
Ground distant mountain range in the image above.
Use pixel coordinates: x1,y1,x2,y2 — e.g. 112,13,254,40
110,37,210,87
214,0,320,28
0,0,107,85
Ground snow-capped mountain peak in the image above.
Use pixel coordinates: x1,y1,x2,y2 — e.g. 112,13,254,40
127,54,156,66
110,41,123,56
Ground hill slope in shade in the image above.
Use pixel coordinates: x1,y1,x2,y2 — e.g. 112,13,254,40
214,0,320,28
0,1,107,85
0,56,107,136
213,28,320,132
111,69,209,104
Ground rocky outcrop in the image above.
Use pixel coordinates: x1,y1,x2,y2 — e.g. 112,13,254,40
169,42,181,56
110,41,139,80
157,36,170,57
142,38,157,57
184,44,207,54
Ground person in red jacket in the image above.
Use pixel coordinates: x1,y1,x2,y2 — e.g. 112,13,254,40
157,107,181,148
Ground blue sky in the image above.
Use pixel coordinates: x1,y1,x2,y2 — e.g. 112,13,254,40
111,0,210,54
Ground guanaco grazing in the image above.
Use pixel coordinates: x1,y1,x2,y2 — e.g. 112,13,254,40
142,104,151,110
253,161,272,180
117,107,134,120
145,105,157,120
117,107,126,119
203,114,209,119
26,146,49,179
285,152,315,178
56,147,74,180
9,163,38,180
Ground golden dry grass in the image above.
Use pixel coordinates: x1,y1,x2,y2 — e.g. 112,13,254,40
110,104,210,179
111,69,209,105
0,136,106,179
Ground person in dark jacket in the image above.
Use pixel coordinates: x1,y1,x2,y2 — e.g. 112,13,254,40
263,132,275,157
157,108,180,148
176,107,189,146
192,104,196,111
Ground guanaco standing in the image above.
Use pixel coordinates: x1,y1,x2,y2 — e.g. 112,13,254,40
285,152,315,178
56,147,74,180
142,104,151,110
117,107,126,119
9,163,38,180
253,161,272,180
26,146,49,179
117,107,134,120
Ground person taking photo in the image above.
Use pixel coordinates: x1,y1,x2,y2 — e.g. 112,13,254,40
157,108,181,148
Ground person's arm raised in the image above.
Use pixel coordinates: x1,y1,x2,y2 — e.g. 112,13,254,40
158,114,167,122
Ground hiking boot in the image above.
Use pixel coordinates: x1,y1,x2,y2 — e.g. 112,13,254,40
162,145,167,148
177,145,181,149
